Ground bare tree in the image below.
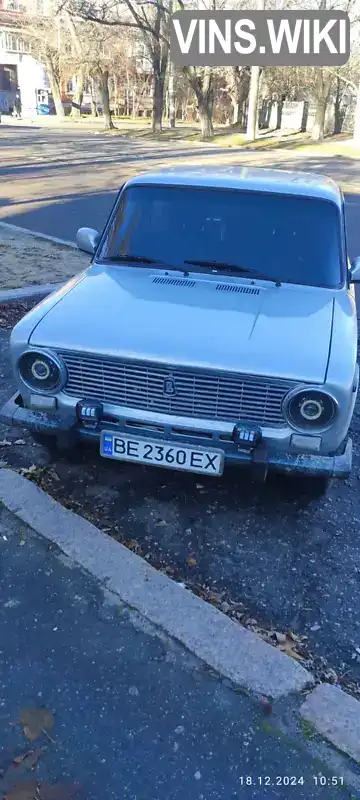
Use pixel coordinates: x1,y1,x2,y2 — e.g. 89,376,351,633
17,13,65,116
65,0,169,131
226,66,250,126
64,11,85,115
311,69,333,140
61,0,219,138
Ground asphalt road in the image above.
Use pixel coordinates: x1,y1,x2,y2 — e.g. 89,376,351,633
2,506,357,800
1,127,360,694
1,125,360,258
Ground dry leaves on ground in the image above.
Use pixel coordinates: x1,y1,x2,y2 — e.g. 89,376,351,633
277,633,307,661
13,750,42,770
19,708,54,743
0,748,42,795
0,302,38,329
4,778,39,800
4,781,81,800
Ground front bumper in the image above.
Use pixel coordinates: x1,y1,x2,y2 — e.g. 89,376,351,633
0,392,352,480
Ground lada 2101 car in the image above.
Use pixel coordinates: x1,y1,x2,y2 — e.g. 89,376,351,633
2,166,360,495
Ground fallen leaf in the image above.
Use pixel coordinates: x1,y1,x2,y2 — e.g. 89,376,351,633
38,782,82,800
4,779,38,800
47,469,60,482
0,440,12,446
279,639,306,661
220,601,231,613
19,465,39,477
126,539,141,553
186,554,197,567
206,590,224,605
260,696,273,716
13,748,42,769
20,707,54,742
287,630,303,643
14,440,26,446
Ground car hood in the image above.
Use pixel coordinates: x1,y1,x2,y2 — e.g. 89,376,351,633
29,265,334,383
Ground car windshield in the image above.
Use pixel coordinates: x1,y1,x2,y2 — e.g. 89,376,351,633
99,185,344,289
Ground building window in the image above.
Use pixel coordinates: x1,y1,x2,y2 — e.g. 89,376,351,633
0,65,17,91
5,0,26,9
4,32,31,52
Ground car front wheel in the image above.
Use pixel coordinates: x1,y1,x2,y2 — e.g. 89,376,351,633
30,430,58,452
297,475,332,498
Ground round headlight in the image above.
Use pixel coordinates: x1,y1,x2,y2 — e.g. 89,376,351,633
18,351,64,392
286,389,337,430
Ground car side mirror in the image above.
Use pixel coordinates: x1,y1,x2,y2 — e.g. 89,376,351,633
350,256,360,283
76,227,100,255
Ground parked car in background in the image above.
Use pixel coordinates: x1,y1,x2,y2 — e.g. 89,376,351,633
2,166,359,496
37,103,50,115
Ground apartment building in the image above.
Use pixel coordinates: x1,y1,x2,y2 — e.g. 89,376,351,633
0,5,50,115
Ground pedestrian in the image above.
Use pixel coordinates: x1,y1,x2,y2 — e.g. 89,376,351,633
14,90,22,119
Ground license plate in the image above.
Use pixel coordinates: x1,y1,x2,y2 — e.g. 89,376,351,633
100,431,224,476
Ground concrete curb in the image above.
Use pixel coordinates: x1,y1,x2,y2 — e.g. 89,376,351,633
300,683,360,764
0,282,63,303
0,468,312,700
0,221,77,301
0,221,77,249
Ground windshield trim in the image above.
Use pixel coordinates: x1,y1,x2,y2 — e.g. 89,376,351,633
97,184,346,290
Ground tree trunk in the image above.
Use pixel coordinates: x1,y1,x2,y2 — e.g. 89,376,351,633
184,66,214,139
149,0,169,133
99,70,114,130
197,99,213,139
311,71,332,141
45,57,64,118
70,67,84,118
246,65,260,140
229,66,250,127
276,100,284,130
353,82,360,145
312,98,327,141
152,71,165,133
333,78,343,135
90,77,98,117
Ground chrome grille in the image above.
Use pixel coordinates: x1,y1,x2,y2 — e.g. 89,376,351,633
59,351,295,426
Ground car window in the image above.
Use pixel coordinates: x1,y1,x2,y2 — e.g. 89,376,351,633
100,185,344,289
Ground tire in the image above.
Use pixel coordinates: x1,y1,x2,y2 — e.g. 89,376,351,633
30,429,78,459
30,430,58,452
296,475,332,498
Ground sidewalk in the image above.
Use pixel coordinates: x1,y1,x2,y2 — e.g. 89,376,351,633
0,223,88,293
0,503,359,800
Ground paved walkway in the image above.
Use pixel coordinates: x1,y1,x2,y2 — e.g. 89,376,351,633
0,506,358,800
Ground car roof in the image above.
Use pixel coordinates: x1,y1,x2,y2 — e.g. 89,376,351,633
125,165,343,208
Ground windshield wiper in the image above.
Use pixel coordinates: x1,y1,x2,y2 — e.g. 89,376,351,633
101,255,188,273
102,254,160,264
184,260,281,286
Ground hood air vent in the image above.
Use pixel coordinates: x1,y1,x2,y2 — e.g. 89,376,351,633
151,276,261,295
216,284,260,296
152,276,196,288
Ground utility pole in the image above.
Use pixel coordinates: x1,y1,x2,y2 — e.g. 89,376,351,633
245,0,265,140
